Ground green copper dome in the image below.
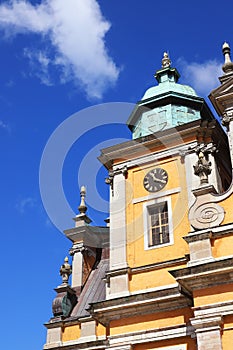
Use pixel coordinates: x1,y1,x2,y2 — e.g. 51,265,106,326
142,74,198,100
127,52,214,139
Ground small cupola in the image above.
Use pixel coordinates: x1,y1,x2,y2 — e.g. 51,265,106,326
127,52,214,139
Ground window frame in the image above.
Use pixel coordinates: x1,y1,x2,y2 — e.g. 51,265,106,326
143,196,174,250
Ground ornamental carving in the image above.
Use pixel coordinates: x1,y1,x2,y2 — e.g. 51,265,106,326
193,143,216,186
189,202,225,230
222,111,233,127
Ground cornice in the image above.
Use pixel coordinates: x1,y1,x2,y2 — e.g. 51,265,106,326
43,339,107,350
64,225,109,246
108,324,194,347
89,286,192,326
170,257,233,292
130,256,189,274
98,120,203,169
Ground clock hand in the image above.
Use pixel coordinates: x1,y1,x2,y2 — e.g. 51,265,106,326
150,172,166,183
152,176,167,184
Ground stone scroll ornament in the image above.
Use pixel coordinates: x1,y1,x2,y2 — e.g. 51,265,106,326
189,201,225,230
189,145,225,230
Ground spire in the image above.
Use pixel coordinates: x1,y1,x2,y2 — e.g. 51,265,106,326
78,185,87,214
161,52,171,68
222,41,233,73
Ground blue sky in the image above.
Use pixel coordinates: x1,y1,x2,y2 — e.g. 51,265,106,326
0,1,232,349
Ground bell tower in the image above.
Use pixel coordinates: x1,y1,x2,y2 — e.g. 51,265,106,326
43,47,233,350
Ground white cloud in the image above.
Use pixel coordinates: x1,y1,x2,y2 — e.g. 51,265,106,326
24,48,53,86
178,58,222,97
0,120,11,132
0,0,120,98
16,197,37,214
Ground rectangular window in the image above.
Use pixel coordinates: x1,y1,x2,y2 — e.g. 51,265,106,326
148,202,169,247
143,197,173,250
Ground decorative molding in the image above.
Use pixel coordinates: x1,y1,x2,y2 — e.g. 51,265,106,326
170,256,233,292
89,286,192,326
114,142,197,172
191,315,223,333
133,187,181,204
131,256,189,274
222,111,233,126
108,324,192,348
105,166,128,194
98,121,202,170
64,225,109,248
69,242,85,256
105,267,131,282
186,223,233,240
183,231,212,243
193,300,233,318
43,338,107,350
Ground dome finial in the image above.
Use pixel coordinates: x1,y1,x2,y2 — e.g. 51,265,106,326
222,41,233,73
78,185,87,214
162,52,171,68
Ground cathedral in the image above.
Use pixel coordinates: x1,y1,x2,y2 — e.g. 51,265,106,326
43,43,233,350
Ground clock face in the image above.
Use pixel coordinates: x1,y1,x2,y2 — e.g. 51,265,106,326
143,168,168,192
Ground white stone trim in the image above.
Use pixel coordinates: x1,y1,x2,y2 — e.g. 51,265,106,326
194,222,233,236
130,283,178,295
184,151,198,209
143,196,174,250
228,119,233,166
44,327,62,349
71,250,83,288
51,337,106,349
133,187,181,204
110,171,127,270
108,325,190,347
112,142,197,170
193,300,233,318
108,346,132,350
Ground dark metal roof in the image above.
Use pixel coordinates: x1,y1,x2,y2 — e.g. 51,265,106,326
71,258,109,318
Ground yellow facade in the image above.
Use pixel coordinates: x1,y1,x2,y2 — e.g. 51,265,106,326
44,47,233,350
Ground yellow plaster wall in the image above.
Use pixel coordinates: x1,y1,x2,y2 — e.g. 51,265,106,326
212,235,233,259
129,264,186,292
219,196,233,225
134,338,196,350
110,308,193,336
62,324,81,342
224,314,233,328
222,315,233,350
134,337,197,350
126,157,190,270
193,284,233,307
96,322,106,337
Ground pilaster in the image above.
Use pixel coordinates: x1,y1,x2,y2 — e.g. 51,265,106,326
191,315,223,350
69,242,85,292
108,167,129,298
79,317,97,342
44,324,62,349
183,231,214,267
109,169,127,270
